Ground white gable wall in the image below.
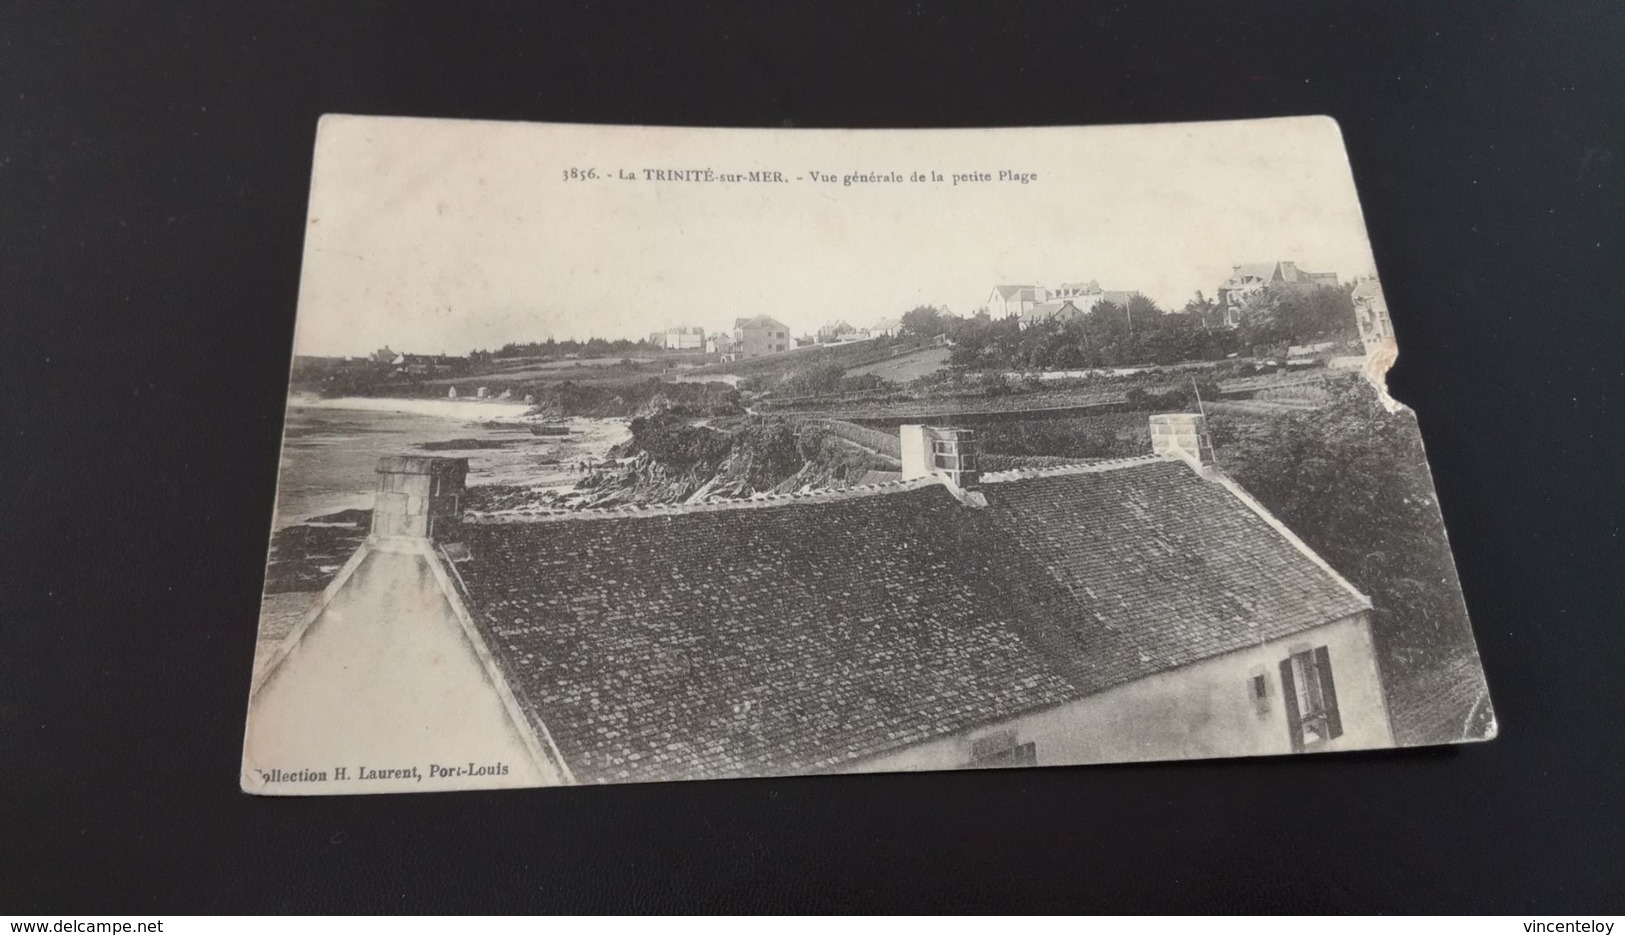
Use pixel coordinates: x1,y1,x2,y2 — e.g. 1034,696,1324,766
847,612,1391,775
242,544,557,794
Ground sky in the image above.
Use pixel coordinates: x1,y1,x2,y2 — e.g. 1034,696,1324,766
292,115,1380,357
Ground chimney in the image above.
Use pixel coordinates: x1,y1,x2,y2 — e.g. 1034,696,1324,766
371,455,468,539
900,425,983,503
1149,413,1216,473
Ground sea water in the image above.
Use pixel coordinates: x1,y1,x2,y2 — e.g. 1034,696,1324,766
270,397,629,528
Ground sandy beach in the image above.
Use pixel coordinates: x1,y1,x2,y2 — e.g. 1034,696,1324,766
258,395,632,672
272,396,629,528
287,394,535,421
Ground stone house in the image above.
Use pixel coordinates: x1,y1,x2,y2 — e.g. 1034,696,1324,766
1351,278,1394,352
1016,299,1087,330
244,413,1391,793
988,284,1047,320
999,283,1138,325
732,315,791,357
817,320,857,343
649,326,706,351
1048,281,1137,311
1217,261,1341,326
705,332,734,356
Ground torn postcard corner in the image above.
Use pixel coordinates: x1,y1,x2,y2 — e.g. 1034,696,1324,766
242,115,1492,795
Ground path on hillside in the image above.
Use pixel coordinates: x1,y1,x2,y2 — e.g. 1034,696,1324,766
825,434,902,469
810,419,903,458
1203,399,1321,416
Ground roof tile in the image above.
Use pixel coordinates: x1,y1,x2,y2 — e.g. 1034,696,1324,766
452,459,1368,783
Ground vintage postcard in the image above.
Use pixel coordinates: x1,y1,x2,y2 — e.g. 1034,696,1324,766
241,115,1494,794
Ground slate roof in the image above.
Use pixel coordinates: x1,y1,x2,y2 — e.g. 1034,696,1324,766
449,458,1368,784
1224,262,1336,289
1225,262,1283,286
1352,278,1385,302
978,462,1369,693
1055,280,1102,294
1018,299,1085,326
453,485,1085,783
991,284,1043,301
734,315,788,331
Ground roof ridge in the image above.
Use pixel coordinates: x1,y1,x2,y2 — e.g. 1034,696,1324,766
980,454,1165,483
1205,470,1373,608
464,476,943,524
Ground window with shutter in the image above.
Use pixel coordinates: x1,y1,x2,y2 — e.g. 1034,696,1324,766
968,730,1036,768
1281,646,1343,750
1249,671,1271,716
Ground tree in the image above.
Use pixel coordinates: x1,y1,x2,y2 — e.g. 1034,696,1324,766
1126,292,1164,323
781,362,846,396
1217,379,1479,694
943,293,1244,372
944,312,1006,363
1182,291,1222,330
1238,283,1358,348
900,305,949,337
1140,313,1207,364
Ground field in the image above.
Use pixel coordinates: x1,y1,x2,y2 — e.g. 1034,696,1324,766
686,336,933,378
846,346,951,383
765,387,1128,421
424,357,661,386
763,368,1352,422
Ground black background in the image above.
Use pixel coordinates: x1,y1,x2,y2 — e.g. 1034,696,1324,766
2,0,1622,914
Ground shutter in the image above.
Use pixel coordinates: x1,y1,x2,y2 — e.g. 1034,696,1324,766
1279,658,1303,752
1315,646,1343,740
